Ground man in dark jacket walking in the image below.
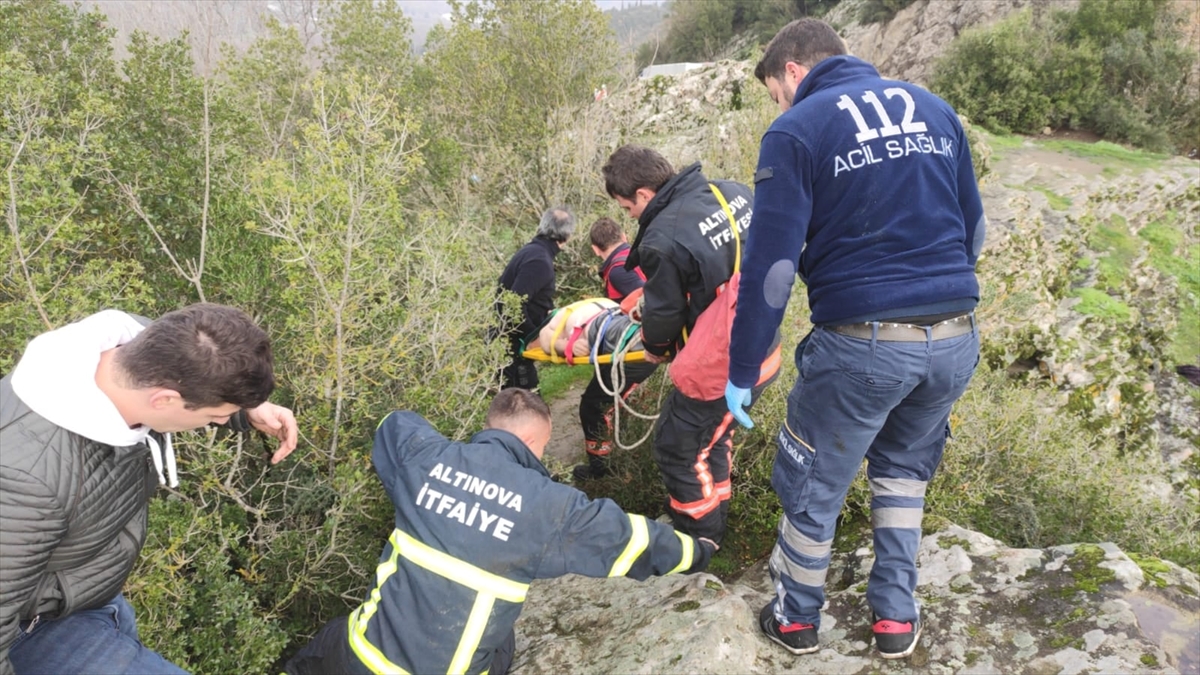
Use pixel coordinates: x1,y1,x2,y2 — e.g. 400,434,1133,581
283,388,716,675
572,217,658,481
601,146,780,544
0,304,298,675
496,206,576,391
725,18,984,660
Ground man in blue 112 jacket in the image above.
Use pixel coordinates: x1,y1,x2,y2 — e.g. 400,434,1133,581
725,18,985,660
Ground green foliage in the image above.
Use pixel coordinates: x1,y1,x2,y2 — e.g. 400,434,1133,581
931,0,1198,153
650,0,838,66
318,0,414,87
128,495,289,675
608,2,668,51
0,5,154,370
1141,215,1200,364
931,368,1199,568
422,0,621,226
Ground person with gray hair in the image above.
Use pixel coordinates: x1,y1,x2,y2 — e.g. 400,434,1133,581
496,205,576,390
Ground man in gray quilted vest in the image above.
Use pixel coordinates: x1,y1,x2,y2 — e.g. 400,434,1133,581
0,304,298,675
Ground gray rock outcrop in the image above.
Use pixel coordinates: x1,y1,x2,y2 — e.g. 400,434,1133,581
513,525,1199,674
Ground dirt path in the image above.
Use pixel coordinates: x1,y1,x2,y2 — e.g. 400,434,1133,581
544,384,586,471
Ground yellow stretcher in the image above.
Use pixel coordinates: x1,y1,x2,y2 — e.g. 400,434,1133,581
521,298,646,365
522,346,646,365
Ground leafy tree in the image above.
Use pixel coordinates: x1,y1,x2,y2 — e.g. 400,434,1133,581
422,0,622,222
0,1,153,369
105,31,213,304
649,0,839,66
318,0,414,88
218,19,311,162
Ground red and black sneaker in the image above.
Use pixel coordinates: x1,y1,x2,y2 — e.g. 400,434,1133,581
759,602,819,655
872,614,922,659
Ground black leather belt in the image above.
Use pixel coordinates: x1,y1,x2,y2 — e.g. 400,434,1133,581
829,313,975,342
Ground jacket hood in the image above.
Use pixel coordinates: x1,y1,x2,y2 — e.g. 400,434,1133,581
793,55,881,105
10,310,151,448
470,428,552,478
627,162,707,270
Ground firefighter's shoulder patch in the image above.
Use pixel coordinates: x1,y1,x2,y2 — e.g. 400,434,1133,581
754,167,774,183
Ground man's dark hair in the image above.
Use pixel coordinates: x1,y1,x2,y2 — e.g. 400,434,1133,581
116,303,275,409
589,217,624,250
602,145,674,200
536,205,576,243
755,18,848,84
486,388,551,429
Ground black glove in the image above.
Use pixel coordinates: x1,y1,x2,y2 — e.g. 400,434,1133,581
688,537,719,573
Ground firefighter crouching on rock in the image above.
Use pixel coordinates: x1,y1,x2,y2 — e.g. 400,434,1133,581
283,388,717,675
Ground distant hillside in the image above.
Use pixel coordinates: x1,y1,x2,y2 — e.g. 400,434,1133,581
607,2,668,50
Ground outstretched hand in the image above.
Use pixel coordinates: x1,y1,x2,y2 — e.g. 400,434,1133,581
246,402,299,463
724,381,754,428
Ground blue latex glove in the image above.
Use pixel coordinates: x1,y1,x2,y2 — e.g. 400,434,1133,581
724,381,754,428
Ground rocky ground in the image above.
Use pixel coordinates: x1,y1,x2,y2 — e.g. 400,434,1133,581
512,525,1199,675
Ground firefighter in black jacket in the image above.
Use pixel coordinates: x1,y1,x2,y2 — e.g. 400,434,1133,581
601,145,780,544
284,389,716,675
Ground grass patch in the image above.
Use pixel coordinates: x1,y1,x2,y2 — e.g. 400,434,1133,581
1089,216,1139,291
536,362,596,402
1035,139,1169,171
1128,553,1172,588
1073,287,1132,321
982,131,1025,155
1140,214,1200,364
1032,185,1072,210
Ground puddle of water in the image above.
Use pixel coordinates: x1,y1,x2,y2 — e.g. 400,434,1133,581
1126,591,1199,674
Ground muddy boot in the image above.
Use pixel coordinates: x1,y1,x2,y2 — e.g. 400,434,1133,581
572,440,613,481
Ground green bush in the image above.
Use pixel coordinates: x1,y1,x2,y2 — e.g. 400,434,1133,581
931,0,1198,153
932,368,1199,568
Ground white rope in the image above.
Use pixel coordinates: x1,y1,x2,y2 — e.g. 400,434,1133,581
591,313,662,450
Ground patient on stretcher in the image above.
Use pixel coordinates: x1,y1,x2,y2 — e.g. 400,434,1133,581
536,299,643,361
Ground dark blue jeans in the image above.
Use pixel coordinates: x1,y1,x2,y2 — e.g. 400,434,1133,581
766,324,979,630
11,594,186,674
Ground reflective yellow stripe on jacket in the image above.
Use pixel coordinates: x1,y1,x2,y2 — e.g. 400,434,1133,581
348,528,530,675
607,514,649,577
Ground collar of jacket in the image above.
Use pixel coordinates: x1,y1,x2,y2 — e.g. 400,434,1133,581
469,428,552,478
533,234,564,258
600,242,630,278
792,55,881,106
626,162,707,270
